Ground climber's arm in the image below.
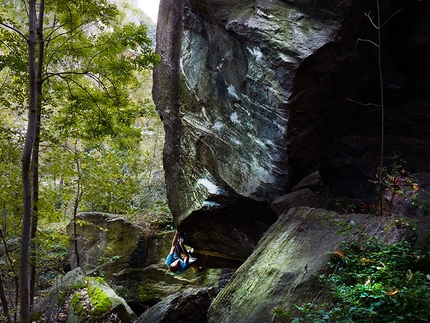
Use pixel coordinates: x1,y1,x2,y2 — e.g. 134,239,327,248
178,237,190,264
169,231,179,254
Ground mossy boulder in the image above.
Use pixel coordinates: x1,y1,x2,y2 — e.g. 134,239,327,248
207,207,418,323
67,277,136,323
36,267,87,321
36,268,135,323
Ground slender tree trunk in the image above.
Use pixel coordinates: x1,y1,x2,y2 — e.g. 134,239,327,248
0,270,11,323
20,0,37,321
29,106,40,311
73,144,81,267
0,204,11,323
0,215,15,318
30,0,45,310
376,0,385,216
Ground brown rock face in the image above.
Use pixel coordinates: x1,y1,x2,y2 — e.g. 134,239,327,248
153,0,430,264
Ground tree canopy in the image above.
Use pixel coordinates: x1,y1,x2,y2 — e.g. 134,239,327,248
0,0,162,321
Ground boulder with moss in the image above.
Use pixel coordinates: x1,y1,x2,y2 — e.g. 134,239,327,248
67,276,136,323
207,207,418,323
67,213,223,309
36,267,135,323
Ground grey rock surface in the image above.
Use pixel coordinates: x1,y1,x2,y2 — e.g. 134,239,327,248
207,207,418,323
136,287,218,323
153,0,430,261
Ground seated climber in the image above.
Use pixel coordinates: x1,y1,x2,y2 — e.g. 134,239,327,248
165,231,196,274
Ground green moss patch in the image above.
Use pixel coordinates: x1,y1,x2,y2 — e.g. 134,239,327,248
85,277,113,316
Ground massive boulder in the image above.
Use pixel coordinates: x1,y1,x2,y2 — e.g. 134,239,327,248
153,0,430,260
66,212,148,280
206,207,417,323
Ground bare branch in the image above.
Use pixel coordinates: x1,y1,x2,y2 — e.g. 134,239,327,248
380,7,407,29
347,98,381,108
85,72,115,99
0,22,28,41
43,70,115,103
365,6,407,30
364,11,379,29
356,38,379,48
42,70,89,82
43,22,65,44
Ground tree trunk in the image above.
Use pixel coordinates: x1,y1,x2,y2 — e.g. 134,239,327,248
73,144,82,267
0,270,11,323
20,0,37,321
376,0,385,216
0,205,12,323
0,212,16,320
30,0,45,310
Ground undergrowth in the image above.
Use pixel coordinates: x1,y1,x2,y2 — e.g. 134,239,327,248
275,238,430,322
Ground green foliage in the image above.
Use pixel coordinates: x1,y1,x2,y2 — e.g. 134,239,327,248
32,226,70,288
69,278,113,319
1,0,164,218
0,0,168,312
70,291,86,316
317,189,358,214
411,195,430,217
276,239,430,322
377,153,425,218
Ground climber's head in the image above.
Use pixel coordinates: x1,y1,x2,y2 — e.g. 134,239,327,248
169,259,181,273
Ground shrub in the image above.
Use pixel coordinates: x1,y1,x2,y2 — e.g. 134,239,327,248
276,238,430,322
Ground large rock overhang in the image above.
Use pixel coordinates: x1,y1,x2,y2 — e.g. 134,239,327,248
153,0,430,263
153,1,343,208
153,0,347,262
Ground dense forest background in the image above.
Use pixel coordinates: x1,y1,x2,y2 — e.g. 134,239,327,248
0,0,168,321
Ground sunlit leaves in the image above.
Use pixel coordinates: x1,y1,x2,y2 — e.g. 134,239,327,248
0,0,163,251
45,0,120,31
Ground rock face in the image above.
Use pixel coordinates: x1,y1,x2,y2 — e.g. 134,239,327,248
135,287,218,323
67,276,136,323
66,212,148,279
206,207,417,323
153,0,430,258
66,214,222,309
134,231,222,308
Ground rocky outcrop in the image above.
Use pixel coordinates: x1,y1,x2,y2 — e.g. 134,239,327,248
66,212,148,280
135,287,218,323
207,207,417,323
153,0,430,260
133,231,222,308
36,268,136,323
66,214,222,310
